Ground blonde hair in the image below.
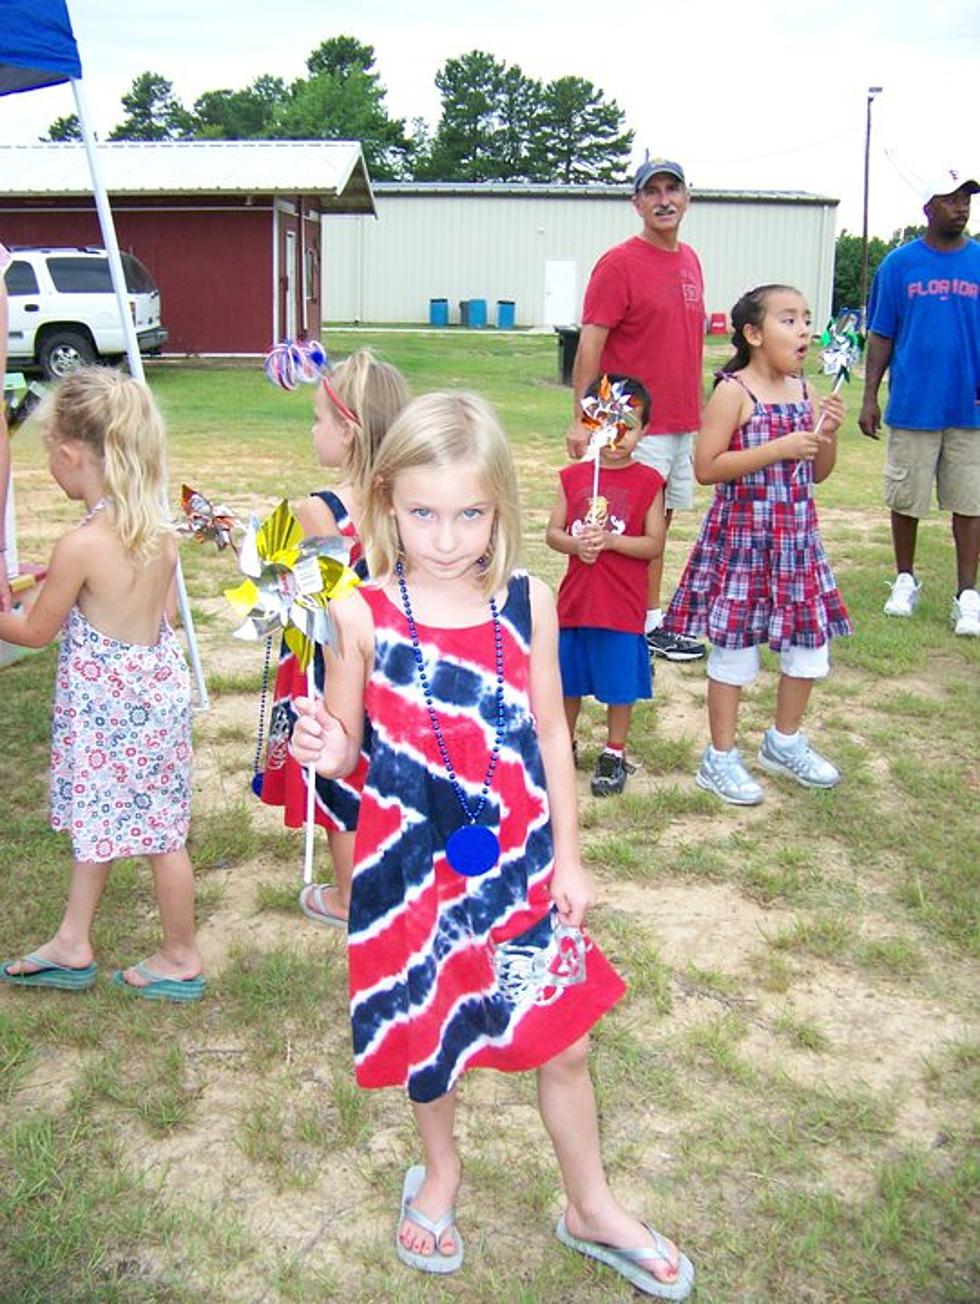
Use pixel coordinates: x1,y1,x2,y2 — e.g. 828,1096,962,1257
362,391,522,596
328,349,409,493
39,367,170,558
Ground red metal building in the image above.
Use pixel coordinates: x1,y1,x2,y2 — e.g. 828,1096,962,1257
0,141,375,354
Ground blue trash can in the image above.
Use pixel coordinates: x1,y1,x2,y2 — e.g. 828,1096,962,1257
429,298,449,327
496,299,516,330
468,298,487,329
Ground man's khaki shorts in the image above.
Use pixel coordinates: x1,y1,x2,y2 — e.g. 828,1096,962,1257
884,427,980,518
632,432,695,510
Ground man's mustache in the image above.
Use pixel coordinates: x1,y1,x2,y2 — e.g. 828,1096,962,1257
653,206,678,216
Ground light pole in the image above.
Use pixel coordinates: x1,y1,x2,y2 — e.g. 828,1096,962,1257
859,85,883,329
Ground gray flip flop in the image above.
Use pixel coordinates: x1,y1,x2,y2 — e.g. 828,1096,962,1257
396,1164,463,1274
298,884,347,929
556,1212,694,1300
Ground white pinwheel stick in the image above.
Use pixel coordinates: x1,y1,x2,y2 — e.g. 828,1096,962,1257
811,364,848,439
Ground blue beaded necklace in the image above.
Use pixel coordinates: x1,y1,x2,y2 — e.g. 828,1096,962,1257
396,559,506,877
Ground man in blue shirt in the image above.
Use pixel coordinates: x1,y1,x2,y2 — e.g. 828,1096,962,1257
859,168,980,635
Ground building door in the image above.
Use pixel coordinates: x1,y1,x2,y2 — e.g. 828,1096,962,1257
543,259,578,326
284,229,297,338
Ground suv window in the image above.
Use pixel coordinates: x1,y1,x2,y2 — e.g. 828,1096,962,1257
121,254,156,294
47,256,114,293
45,253,157,295
4,260,40,295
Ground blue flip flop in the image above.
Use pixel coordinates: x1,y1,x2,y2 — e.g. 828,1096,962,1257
396,1164,463,1274
0,953,98,991
556,1213,695,1300
111,961,206,1003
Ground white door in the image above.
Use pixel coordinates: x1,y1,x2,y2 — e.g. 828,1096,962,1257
543,259,578,326
284,229,297,338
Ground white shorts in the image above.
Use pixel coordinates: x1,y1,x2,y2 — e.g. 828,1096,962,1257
632,432,695,510
707,642,830,687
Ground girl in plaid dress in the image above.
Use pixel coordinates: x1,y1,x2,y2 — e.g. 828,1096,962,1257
665,285,851,805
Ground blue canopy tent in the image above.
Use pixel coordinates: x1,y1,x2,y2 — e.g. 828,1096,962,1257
0,0,207,706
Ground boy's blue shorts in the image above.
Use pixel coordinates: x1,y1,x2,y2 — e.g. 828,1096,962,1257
558,627,652,705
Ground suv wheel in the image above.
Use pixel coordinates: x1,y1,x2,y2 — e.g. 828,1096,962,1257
39,330,97,380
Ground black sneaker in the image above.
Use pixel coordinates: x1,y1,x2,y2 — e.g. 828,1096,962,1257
591,750,628,797
646,628,706,662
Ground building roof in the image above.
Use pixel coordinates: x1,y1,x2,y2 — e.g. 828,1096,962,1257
0,140,375,213
374,181,838,207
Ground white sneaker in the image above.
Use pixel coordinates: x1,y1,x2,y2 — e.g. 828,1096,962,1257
758,729,840,789
952,588,980,636
884,572,920,617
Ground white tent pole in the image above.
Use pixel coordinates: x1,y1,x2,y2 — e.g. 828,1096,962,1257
70,79,142,377
70,77,209,711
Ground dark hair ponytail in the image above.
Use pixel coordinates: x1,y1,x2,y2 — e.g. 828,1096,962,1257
716,284,797,383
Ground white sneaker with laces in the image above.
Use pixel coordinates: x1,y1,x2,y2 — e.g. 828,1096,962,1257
952,588,980,636
696,745,765,805
758,729,840,789
884,572,920,617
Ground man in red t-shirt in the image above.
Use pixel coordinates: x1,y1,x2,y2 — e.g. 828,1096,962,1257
568,159,706,661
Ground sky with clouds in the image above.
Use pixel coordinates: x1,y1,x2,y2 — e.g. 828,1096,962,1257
3,0,977,235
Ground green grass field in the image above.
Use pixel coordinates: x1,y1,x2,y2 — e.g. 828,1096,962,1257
1,331,977,1302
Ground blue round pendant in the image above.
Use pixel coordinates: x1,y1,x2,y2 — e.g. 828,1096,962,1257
250,773,264,798
445,824,499,877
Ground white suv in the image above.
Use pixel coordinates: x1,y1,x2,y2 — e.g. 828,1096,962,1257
3,247,168,380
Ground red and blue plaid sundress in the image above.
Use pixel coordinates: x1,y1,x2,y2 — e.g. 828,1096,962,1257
665,375,852,651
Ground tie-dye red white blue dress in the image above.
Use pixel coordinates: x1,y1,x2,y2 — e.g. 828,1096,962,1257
349,573,626,1103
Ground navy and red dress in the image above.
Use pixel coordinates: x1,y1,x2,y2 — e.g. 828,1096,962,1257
665,376,852,651
349,574,625,1103
259,490,369,831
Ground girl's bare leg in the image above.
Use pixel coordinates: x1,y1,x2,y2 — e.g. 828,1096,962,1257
707,679,741,751
538,1035,682,1286
4,859,111,972
399,1089,461,1258
774,675,814,735
120,848,201,986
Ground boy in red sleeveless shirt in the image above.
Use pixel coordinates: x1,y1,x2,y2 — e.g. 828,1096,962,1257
546,376,666,796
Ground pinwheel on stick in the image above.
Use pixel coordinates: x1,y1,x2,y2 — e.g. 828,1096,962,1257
793,313,865,480
177,484,240,553
225,500,360,883
579,375,645,525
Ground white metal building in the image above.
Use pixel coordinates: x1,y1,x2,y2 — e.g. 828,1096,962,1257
324,181,838,329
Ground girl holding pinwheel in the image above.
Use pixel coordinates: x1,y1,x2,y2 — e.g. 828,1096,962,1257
0,369,204,1001
664,284,851,806
258,350,409,927
291,392,694,1298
